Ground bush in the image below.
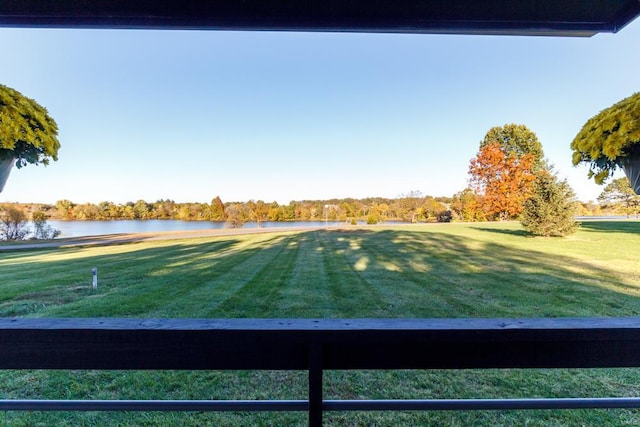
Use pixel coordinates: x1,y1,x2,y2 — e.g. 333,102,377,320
32,210,61,240
0,205,30,240
366,213,380,224
521,170,578,237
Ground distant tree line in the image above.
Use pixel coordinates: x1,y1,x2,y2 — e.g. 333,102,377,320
12,194,452,226
2,182,624,236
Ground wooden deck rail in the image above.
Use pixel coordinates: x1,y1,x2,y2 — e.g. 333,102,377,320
2,317,640,426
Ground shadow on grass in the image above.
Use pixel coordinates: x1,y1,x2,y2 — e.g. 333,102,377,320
1,226,639,319
577,220,640,235
470,226,530,237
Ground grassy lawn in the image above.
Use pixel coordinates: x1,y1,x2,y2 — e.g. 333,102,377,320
1,221,640,425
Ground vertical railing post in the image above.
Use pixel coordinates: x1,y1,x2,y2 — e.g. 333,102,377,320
309,343,323,427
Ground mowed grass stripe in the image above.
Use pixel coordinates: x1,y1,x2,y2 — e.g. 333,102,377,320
274,230,337,317
212,233,305,317
313,230,388,317
34,240,242,317
141,234,300,317
348,229,467,317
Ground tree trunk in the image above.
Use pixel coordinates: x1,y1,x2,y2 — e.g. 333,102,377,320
622,157,640,195
0,157,15,193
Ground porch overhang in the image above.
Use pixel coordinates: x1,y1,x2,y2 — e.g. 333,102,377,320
1,0,639,37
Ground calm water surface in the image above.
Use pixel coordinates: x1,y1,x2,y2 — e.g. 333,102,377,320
48,220,358,238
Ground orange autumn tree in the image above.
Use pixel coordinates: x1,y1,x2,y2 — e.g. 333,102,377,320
468,141,536,220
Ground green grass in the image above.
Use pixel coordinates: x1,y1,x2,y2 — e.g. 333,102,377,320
1,221,640,425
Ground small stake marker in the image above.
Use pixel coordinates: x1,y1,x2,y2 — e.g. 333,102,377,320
92,267,98,289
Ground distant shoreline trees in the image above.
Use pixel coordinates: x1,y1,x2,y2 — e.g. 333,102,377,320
5,195,452,225
0,190,629,236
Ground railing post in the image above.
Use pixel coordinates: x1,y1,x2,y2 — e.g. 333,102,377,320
309,343,323,427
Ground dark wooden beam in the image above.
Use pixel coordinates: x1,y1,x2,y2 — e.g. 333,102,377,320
0,0,639,36
2,317,640,370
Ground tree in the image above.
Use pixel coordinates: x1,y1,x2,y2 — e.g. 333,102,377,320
154,199,177,219
469,141,537,220
0,204,30,240
32,210,61,239
421,197,447,222
482,124,544,170
74,203,101,220
133,199,151,219
598,177,640,216
210,196,225,221
249,200,270,226
450,188,486,222
55,199,75,220
521,169,578,237
225,203,246,228
0,84,60,192
570,92,640,190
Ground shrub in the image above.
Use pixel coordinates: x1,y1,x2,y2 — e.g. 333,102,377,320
521,170,578,237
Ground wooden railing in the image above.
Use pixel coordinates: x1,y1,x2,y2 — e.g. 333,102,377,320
2,317,640,426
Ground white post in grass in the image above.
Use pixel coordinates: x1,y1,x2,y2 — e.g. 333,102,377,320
92,267,98,289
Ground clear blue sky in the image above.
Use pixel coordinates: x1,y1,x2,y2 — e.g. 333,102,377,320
1,21,639,205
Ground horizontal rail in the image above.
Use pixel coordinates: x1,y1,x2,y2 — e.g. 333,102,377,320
0,399,308,412
326,398,640,411
3,317,640,370
3,397,640,412
3,317,640,426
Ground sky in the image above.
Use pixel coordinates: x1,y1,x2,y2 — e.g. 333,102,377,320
1,20,639,205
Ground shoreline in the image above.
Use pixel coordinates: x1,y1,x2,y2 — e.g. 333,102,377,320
0,225,320,251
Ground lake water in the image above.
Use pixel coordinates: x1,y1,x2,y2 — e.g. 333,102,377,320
47,220,362,238
46,217,636,238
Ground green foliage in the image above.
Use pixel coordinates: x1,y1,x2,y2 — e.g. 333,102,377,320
570,92,640,184
481,123,544,167
521,170,578,237
598,177,640,216
450,188,487,222
366,212,380,224
421,196,448,221
0,84,60,168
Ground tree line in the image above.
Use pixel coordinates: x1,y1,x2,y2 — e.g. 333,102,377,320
7,194,453,226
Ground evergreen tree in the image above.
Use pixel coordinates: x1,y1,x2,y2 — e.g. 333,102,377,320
521,169,578,237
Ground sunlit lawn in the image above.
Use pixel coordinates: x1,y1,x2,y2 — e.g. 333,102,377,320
1,221,640,426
